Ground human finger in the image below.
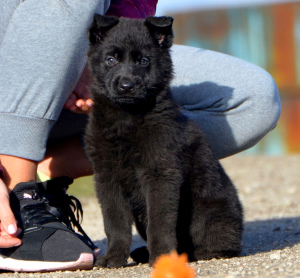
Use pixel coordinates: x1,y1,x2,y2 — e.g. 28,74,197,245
0,232,21,248
0,180,18,236
64,93,78,110
73,99,94,114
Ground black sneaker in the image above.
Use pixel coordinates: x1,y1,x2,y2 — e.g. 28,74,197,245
39,176,99,254
0,177,96,272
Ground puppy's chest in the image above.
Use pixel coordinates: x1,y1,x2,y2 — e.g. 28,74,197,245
97,117,167,163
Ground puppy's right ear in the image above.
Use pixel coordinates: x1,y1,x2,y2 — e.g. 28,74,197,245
89,14,119,44
145,16,174,48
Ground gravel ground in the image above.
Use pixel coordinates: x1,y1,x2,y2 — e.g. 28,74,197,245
1,155,300,277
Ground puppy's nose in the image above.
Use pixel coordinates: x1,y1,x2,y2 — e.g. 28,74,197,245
118,78,135,93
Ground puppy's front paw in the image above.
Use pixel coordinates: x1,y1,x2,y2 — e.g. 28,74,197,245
96,254,128,268
148,244,176,266
149,252,165,267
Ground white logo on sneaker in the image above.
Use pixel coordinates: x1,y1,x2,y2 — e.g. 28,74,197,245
23,193,32,199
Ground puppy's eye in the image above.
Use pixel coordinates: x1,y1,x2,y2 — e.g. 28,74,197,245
140,58,149,67
106,56,118,66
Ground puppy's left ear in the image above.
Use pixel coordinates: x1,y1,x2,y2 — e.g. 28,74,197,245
89,14,119,44
145,16,174,48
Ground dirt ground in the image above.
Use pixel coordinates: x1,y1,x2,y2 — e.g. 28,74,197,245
1,155,300,277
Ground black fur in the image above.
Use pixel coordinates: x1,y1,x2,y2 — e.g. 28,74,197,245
85,15,243,268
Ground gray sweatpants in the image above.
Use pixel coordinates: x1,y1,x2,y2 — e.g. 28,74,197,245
0,0,281,161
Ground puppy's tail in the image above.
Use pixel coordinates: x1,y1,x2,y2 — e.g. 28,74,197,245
130,246,149,264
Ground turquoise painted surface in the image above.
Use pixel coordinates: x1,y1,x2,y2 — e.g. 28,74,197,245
172,3,300,155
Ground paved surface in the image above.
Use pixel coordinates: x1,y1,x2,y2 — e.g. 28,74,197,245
1,155,300,277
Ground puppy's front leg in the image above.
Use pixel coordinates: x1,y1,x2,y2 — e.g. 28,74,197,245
96,178,133,268
142,171,181,266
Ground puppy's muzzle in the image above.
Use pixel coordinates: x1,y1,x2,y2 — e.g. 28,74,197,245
117,77,135,95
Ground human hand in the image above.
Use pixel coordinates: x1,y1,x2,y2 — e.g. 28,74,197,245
0,168,22,248
64,65,94,114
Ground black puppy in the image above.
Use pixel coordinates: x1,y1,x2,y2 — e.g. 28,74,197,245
85,15,243,268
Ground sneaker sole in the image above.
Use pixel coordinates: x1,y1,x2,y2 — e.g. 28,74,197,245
0,253,94,272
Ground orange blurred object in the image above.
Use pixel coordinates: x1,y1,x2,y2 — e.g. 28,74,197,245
151,251,195,278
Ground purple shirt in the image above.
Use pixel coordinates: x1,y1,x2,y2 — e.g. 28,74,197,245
105,0,158,18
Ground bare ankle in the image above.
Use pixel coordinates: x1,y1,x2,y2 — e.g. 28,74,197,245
0,155,37,190
38,137,93,180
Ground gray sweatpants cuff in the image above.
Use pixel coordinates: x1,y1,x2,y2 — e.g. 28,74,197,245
0,113,54,161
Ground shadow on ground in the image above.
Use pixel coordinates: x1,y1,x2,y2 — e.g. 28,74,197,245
242,217,300,256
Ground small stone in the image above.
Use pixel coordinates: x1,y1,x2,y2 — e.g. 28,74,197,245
270,252,281,260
